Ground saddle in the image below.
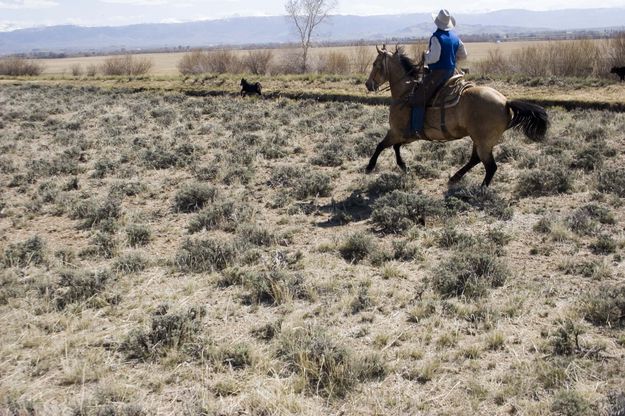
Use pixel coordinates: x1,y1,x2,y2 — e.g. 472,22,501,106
398,72,475,140
421,73,475,139
427,74,475,109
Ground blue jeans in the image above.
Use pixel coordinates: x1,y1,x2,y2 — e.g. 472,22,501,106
410,68,455,134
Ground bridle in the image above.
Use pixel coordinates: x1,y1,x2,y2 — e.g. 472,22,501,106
370,47,424,94
378,52,392,93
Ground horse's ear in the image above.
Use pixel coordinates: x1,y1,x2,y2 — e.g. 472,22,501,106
376,45,381,54
382,43,386,51
394,43,399,53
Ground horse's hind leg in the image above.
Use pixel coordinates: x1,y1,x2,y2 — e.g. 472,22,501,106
393,144,407,172
476,144,497,187
449,145,479,184
366,131,393,173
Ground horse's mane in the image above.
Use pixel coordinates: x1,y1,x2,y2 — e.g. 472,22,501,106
396,47,419,77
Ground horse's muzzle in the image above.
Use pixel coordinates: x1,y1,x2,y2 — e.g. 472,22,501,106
365,79,377,92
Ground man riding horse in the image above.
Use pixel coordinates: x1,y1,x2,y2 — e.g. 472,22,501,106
407,9,467,137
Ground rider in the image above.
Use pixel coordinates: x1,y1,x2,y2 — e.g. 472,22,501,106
408,9,467,137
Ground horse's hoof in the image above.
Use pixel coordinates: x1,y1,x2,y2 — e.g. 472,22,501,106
365,166,374,174
399,165,408,174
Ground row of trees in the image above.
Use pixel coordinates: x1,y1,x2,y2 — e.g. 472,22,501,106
0,57,45,76
177,44,376,76
69,55,153,76
0,54,154,77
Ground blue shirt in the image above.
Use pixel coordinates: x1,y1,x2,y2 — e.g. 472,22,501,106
428,29,461,70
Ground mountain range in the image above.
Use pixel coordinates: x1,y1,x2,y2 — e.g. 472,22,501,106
1,8,624,55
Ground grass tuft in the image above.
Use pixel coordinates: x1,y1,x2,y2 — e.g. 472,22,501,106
371,191,443,233
242,270,310,305
126,224,151,247
71,197,121,229
277,325,385,398
174,238,237,273
113,252,148,274
445,185,513,220
172,183,217,213
54,269,113,310
516,166,572,197
121,305,205,361
589,234,617,255
567,203,615,235
431,250,508,298
551,389,591,416
338,231,378,263
597,167,625,197
581,285,625,327
2,236,46,268
188,200,251,233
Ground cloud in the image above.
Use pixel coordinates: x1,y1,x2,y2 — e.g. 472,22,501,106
0,21,22,31
0,0,57,8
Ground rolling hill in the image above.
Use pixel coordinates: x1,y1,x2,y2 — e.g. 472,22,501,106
0,8,624,55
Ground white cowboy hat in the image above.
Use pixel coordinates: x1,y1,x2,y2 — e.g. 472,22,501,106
432,9,456,31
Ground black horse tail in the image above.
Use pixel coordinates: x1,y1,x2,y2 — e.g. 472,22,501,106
506,100,549,142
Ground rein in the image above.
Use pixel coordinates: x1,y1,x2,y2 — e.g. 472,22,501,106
374,52,422,96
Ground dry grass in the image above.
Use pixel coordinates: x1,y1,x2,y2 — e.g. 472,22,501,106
317,51,351,74
177,49,243,74
100,54,153,76
475,38,623,78
0,57,45,76
1,84,625,415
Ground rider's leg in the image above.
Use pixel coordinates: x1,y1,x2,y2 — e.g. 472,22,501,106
407,68,455,136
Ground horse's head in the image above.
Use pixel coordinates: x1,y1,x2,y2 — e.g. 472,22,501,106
611,67,619,74
365,45,392,92
240,78,246,85
366,45,420,92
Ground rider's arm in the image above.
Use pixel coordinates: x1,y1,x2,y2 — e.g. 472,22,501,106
456,40,468,61
424,36,441,65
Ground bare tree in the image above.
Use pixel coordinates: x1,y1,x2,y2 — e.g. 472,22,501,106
352,40,373,74
285,0,337,72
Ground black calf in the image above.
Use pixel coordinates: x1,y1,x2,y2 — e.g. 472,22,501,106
240,78,262,96
611,66,625,82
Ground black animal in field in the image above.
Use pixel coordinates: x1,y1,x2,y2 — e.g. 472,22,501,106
611,66,625,82
240,78,262,96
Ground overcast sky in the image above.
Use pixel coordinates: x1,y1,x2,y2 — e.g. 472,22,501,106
1,0,624,31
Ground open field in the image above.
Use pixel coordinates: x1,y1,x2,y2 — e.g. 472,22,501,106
2,72,625,112
35,40,606,76
1,83,625,415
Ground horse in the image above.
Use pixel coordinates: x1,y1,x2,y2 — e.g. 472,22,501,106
364,46,549,187
240,78,262,96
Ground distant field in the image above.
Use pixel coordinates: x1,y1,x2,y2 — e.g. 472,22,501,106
37,40,581,75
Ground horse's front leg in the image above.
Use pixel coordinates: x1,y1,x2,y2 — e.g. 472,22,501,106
366,131,393,173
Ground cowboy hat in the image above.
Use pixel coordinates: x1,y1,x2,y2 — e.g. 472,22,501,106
432,9,456,31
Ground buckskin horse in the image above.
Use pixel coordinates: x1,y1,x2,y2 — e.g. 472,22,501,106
364,46,549,187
